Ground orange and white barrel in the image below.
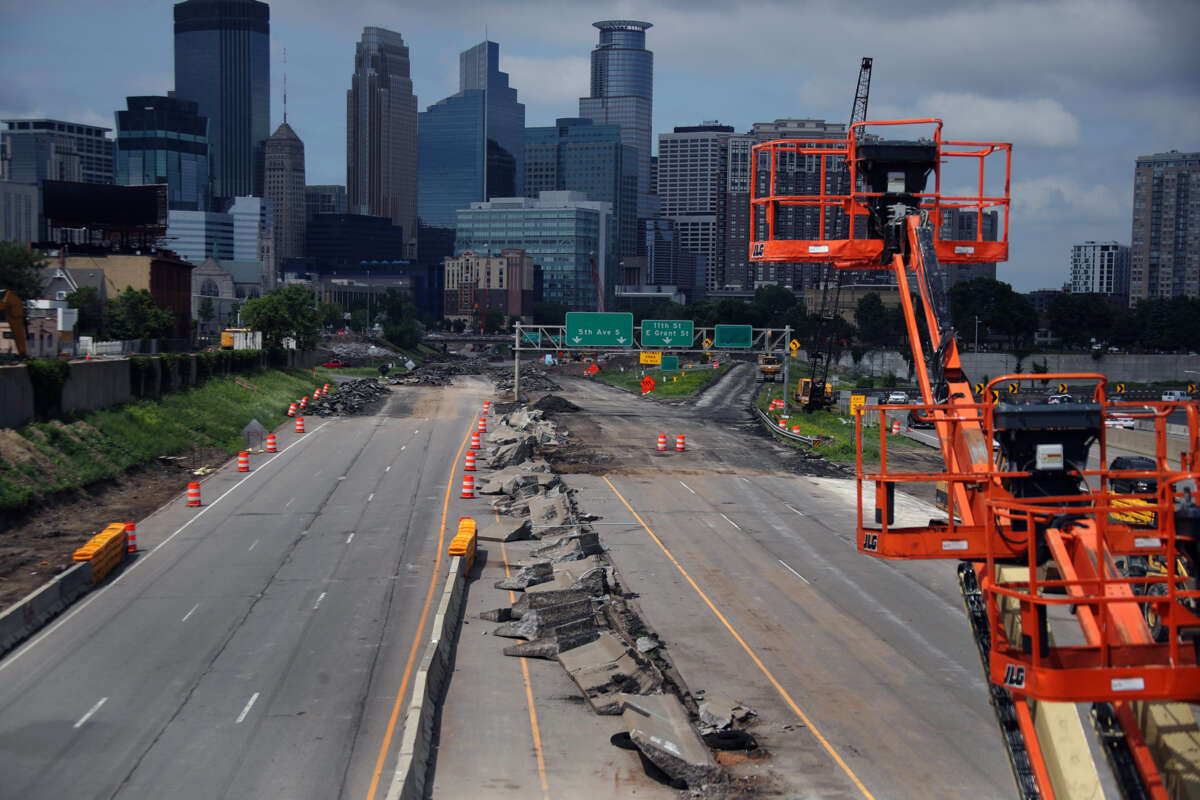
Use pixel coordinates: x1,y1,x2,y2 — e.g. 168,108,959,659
478,416,487,433
125,522,137,553
187,482,202,507
470,432,481,450
287,402,297,417
675,434,686,452
891,418,901,435
237,451,250,472
461,474,475,498
464,450,476,471
296,416,306,434
266,434,277,453
656,433,667,451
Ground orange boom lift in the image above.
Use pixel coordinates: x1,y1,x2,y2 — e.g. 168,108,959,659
751,117,1200,798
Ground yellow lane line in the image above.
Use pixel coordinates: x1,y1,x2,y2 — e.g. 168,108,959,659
602,476,876,800
364,418,472,800
500,518,550,800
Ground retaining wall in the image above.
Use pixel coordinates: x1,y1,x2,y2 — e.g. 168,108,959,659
0,562,93,658
0,364,35,429
61,359,132,415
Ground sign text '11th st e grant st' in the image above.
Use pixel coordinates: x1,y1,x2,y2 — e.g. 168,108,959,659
640,319,695,348
565,312,634,347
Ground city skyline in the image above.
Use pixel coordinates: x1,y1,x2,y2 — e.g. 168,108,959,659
2,0,1198,292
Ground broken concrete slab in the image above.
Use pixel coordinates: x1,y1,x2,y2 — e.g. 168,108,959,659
697,695,755,732
524,555,607,595
619,693,720,788
527,493,572,528
502,617,600,659
528,531,604,563
494,561,552,591
559,632,664,715
480,518,531,542
492,597,593,641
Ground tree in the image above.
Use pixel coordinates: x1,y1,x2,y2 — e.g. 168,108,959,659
66,286,104,338
240,284,321,352
1048,292,1114,349
854,292,903,348
104,287,174,340
949,277,1038,351
318,300,343,329
483,307,506,334
530,301,569,325
0,242,47,300
754,284,796,326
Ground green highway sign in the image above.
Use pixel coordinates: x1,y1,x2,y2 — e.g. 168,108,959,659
641,319,694,348
565,312,634,347
520,330,541,344
713,324,753,348
661,355,679,371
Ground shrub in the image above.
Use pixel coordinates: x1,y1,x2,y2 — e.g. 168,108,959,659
27,359,69,419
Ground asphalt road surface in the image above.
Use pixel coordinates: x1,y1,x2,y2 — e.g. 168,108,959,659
0,380,488,800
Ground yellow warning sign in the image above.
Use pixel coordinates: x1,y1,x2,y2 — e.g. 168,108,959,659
1008,382,1018,394
850,394,866,415
974,382,984,395
790,339,801,352
703,338,713,349
1058,383,1068,394
991,389,1000,405
1115,383,1126,394
640,351,662,365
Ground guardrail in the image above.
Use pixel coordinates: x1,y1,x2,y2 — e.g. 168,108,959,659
753,404,836,448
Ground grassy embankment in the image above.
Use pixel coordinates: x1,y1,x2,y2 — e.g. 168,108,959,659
0,368,344,511
754,385,924,464
593,363,731,398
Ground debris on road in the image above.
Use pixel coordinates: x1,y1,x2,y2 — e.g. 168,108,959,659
307,378,390,416
531,394,579,413
388,354,494,386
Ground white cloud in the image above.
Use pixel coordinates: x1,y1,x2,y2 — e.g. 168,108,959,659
875,93,1081,149
1011,175,1122,225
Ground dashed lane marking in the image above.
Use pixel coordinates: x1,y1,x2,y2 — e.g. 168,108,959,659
778,559,810,584
719,513,741,530
313,592,326,610
73,696,107,729
235,692,259,724
678,480,697,495
181,603,200,623
248,539,258,552
346,533,355,545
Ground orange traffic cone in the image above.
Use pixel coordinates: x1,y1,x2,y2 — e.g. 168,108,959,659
266,434,277,453
461,474,475,498
287,402,297,417
187,482,202,507
470,432,481,450
675,434,686,452
891,419,901,435
125,522,137,553
296,416,306,434
464,450,476,471
656,433,667,451
237,451,250,472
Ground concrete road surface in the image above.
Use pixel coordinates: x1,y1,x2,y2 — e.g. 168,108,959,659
0,379,489,800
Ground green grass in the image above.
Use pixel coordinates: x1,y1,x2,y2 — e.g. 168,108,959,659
594,364,731,398
753,385,923,463
0,368,325,511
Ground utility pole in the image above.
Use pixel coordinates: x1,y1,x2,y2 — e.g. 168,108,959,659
974,315,981,354
782,325,792,414
513,322,521,403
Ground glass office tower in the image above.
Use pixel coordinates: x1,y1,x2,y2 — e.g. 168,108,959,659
115,96,210,211
418,41,525,230
173,0,270,206
578,20,653,217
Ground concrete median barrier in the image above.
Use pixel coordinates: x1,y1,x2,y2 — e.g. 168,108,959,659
385,555,468,800
0,562,93,658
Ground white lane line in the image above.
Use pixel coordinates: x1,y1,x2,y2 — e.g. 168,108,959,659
284,497,295,508
181,603,200,623
678,480,697,495
73,697,107,729
313,591,326,610
719,513,741,530
385,465,391,472
247,539,259,552
785,504,805,516
367,493,374,502
338,476,346,481
738,476,751,484
0,420,331,674
235,692,259,724
414,429,420,434
346,533,355,545
779,559,810,584
400,446,406,452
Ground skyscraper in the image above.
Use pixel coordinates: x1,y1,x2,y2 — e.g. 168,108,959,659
1,119,115,185
658,123,733,291
173,0,270,206
1070,241,1130,299
264,122,305,265
524,117,638,259
306,185,347,219
418,41,525,230
115,96,210,211
1130,151,1200,303
579,20,653,218
347,27,418,256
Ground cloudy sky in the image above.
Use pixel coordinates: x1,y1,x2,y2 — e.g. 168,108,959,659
2,0,1198,291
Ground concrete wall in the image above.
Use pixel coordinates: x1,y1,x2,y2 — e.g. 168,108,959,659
832,348,1200,385
0,364,35,429
0,562,93,658
61,359,132,415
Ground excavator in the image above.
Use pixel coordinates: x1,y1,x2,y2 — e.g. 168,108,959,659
0,290,30,360
751,118,1200,798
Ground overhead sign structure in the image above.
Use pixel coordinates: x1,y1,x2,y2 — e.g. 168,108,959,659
661,355,679,371
713,324,753,348
521,330,541,345
640,351,662,365
641,319,694,348
565,312,634,347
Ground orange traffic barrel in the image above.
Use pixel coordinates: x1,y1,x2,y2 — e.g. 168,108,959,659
464,450,476,471
323,383,330,391
477,416,487,433
296,416,306,434
656,433,667,451
483,400,491,415
299,396,308,409
187,482,202,507
461,474,475,498
792,425,802,433
125,522,137,553
891,418,901,435
237,451,250,472
675,434,686,452
778,418,786,428
470,432,481,450
266,434,277,453
287,402,297,417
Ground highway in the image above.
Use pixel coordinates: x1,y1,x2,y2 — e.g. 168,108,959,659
0,381,488,800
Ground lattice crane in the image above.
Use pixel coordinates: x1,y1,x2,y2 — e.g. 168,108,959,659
752,118,1200,798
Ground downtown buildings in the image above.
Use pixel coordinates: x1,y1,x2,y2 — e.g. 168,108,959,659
418,41,525,231
1070,241,1130,299
264,121,306,263
1130,151,1200,303
1,119,115,185
173,0,270,206
657,123,733,291
114,96,210,211
347,26,418,255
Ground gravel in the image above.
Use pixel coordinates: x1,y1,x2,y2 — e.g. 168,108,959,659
307,378,390,416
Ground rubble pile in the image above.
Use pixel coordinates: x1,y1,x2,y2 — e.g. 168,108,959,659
473,402,757,791
531,394,580,413
492,368,561,398
387,355,494,386
324,341,400,363
307,378,390,416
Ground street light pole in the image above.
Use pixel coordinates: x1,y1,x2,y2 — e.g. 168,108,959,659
366,269,371,336
974,316,981,354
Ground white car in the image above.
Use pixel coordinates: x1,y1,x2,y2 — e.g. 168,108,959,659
1162,390,1189,402
885,391,909,404
1105,415,1136,429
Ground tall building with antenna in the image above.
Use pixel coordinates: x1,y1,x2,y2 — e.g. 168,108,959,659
265,52,306,274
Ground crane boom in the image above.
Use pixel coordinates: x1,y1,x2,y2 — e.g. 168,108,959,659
849,57,872,135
